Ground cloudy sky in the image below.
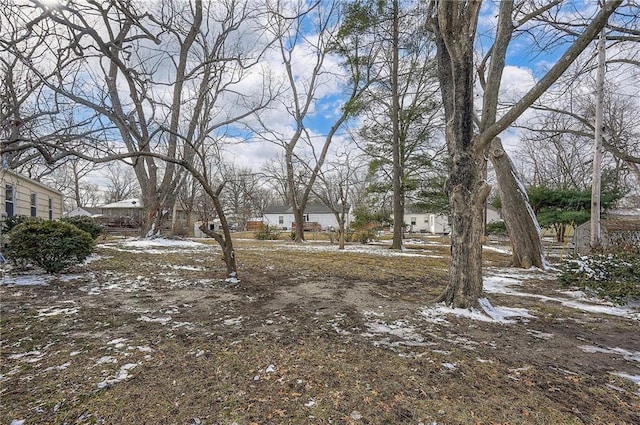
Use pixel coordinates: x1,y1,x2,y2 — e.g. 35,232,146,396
28,0,627,195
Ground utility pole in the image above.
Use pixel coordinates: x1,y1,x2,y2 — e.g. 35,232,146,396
590,20,606,250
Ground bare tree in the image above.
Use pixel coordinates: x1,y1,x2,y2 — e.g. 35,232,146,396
255,0,377,242
218,163,270,231
2,0,274,241
313,150,365,249
2,0,277,280
517,55,640,192
428,0,622,308
103,161,140,204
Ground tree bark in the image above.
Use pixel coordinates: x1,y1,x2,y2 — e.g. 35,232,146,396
490,138,545,268
390,0,404,250
293,206,305,242
199,183,238,280
433,0,486,308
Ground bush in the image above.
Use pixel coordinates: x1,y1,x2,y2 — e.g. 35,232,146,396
486,221,507,235
1,215,34,235
62,216,104,239
5,220,95,273
559,247,640,304
254,225,280,240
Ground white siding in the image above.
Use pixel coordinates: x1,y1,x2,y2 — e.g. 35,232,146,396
263,213,294,230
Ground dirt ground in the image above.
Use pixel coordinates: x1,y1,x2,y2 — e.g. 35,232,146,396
1,237,639,424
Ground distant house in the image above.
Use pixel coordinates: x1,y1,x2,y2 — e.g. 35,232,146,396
1,169,63,221
98,198,193,230
403,205,501,234
263,203,351,231
99,198,144,227
404,210,450,234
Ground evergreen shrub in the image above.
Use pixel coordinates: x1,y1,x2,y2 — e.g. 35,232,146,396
560,247,640,304
62,216,104,239
5,219,95,273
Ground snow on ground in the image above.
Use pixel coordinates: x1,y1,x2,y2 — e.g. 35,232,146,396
100,237,214,255
421,297,534,325
483,268,640,320
97,363,139,389
1,274,50,286
122,237,208,248
242,241,429,258
578,345,640,363
482,245,513,255
612,372,640,395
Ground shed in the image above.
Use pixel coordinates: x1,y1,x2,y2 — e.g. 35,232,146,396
573,218,640,254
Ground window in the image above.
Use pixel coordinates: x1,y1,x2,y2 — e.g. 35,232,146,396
30,193,37,217
410,217,417,226
48,198,53,220
278,215,284,225
5,184,14,217
303,214,310,222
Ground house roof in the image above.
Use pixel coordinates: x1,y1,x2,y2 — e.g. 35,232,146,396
1,169,63,196
100,198,143,209
263,204,291,214
66,207,103,217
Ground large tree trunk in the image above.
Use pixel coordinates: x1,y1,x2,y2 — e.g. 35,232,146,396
292,207,305,242
433,0,486,308
390,0,404,251
435,153,490,308
490,138,546,269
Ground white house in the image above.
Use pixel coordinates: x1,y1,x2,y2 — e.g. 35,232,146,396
404,210,450,234
263,203,351,231
403,205,501,234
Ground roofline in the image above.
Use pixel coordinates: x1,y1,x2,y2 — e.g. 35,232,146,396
1,169,64,196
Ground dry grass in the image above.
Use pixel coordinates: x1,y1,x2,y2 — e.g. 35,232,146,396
1,237,638,424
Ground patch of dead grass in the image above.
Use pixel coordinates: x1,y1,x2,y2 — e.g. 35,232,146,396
2,238,638,425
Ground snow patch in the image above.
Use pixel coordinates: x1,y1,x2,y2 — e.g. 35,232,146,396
611,372,640,395
121,238,207,248
37,307,78,317
578,345,640,362
484,269,640,320
95,356,118,365
223,317,243,326
45,362,71,372
138,315,172,325
225,271,240,284
363,320,427,347
97,363,139,389
479,298,535,323
422,299,534,325
1,275,49,286
8,351,45,363
107,338,127,349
